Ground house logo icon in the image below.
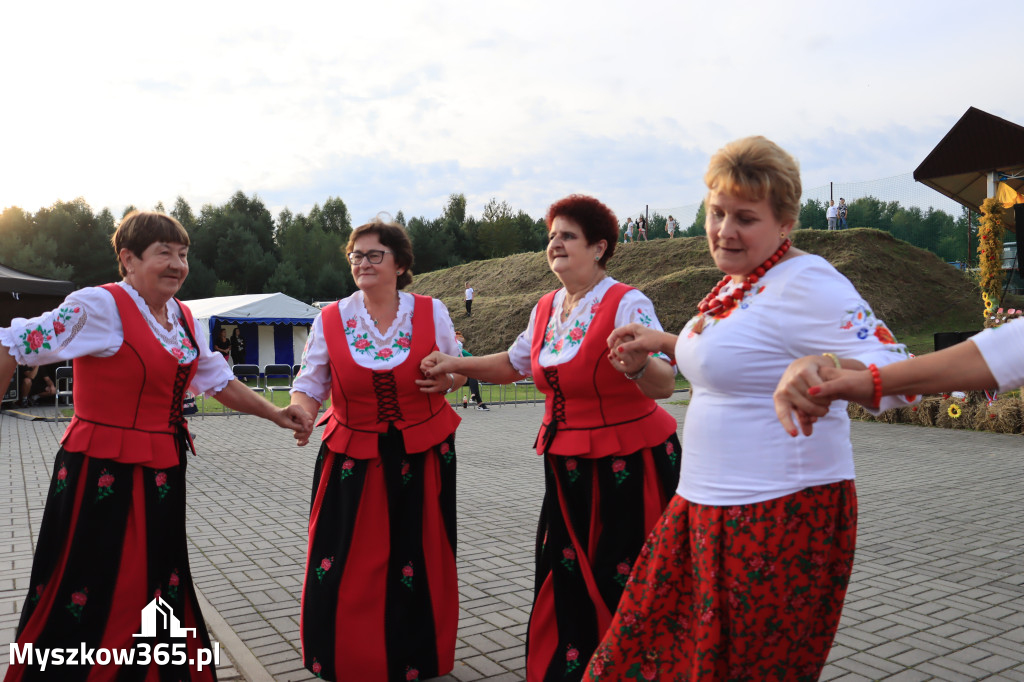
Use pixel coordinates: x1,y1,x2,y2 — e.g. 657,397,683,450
133,597,196,638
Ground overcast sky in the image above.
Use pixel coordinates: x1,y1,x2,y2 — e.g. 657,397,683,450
1,0,1020,226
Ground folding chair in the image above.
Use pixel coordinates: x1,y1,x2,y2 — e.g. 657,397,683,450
55,365,73,419
231,364,263,414
264,364,293,403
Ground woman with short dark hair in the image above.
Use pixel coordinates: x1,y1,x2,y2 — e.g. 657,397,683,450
290,218,465,681
0,210,312,680
422,194,680,681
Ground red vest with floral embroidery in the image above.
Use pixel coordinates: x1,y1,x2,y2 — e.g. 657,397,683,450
61,284,199,468
319,294,461,458
531,282,677,457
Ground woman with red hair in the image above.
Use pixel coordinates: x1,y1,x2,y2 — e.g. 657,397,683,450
422,194,680,682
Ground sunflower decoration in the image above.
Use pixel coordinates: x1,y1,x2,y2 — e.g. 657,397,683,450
947,403,962,419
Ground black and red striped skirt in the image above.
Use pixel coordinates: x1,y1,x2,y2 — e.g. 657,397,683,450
300,429,458,682
526,435,682,682
6,448,217,682
585,480,857,682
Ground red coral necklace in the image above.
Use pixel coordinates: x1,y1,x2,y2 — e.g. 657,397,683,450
692,238,791,334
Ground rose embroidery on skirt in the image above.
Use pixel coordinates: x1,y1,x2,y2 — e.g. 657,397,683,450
167,569,180,600
405,666,420,681
560,547,577,572
565,457,580,484
400,562,414,590
439,441,453,465
54,464,69,496
315,557,334,584
154,470,170,500
400,460,412,486
611,458,629,485
339,457,355,480
311,657,323,678
665,441,678,465
28,584,44,605
66,588,88,622
95,469,115,502
565,645,581,676
614,560,632,588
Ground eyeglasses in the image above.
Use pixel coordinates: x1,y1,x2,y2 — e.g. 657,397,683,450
347,249,394,265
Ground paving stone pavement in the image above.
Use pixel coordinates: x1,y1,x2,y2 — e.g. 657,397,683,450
2,401,1024,681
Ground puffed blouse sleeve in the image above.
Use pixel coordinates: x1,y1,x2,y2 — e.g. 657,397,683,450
0,287,124,364
615,288,671,362
290,312,330,404
187,317,234,396
774,257,916,414
969,318,1024,392
431,298,460,356
507,302,540,377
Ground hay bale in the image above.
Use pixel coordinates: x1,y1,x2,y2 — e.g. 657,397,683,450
935,398,977,430
878,406,912,424
847,402,873,421
971,395,1022,434
914,397,941,426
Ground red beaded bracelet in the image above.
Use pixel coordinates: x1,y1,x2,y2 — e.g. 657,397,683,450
867,364,882,410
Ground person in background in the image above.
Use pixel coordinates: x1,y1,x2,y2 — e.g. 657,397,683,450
624,217,634,244
837,197,849,229
667,214,679,237
230,327,246,365
0,211,312,681
19,364,57,406
421,194,680,682
454,331,490,411
637,214,649,241
464,281,474,317
213,327,231,363
585,137,913,681
826,199,838,230
289,217,465,682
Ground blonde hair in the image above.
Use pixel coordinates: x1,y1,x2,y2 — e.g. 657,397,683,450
704,136,802,227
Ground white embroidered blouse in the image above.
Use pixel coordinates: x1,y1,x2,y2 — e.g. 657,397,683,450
291,291,460,404
0,282,233,395
675,254,915,506
507,277,666,375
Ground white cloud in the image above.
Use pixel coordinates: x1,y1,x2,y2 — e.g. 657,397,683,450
1,0,1020,224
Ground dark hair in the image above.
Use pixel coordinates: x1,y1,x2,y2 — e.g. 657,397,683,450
345,219,414,289
112,211,190,277
545,194,618,267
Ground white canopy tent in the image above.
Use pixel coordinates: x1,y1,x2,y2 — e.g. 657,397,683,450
182,293,321,370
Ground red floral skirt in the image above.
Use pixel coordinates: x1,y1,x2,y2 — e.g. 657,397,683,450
6,448,216,682
584,480,857,682
300,429,458,682
526,436,681,682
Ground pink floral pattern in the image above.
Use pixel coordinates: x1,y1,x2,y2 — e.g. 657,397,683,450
167,569,180,599
54,464,69,496
315,556,334,583
66,588,88,622
155,470,170,500
95,469,115,502
401,561,414,590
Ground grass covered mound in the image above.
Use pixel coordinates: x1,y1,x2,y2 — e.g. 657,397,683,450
411,228,980,356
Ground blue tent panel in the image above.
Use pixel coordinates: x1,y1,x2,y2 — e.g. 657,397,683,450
274,324,294,366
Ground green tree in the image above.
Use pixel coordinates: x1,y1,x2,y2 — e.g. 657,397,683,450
799,199,826,230
683,201,706,237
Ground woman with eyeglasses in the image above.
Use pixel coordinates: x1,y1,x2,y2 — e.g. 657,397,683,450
420,194,679,682
289,218,465,682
